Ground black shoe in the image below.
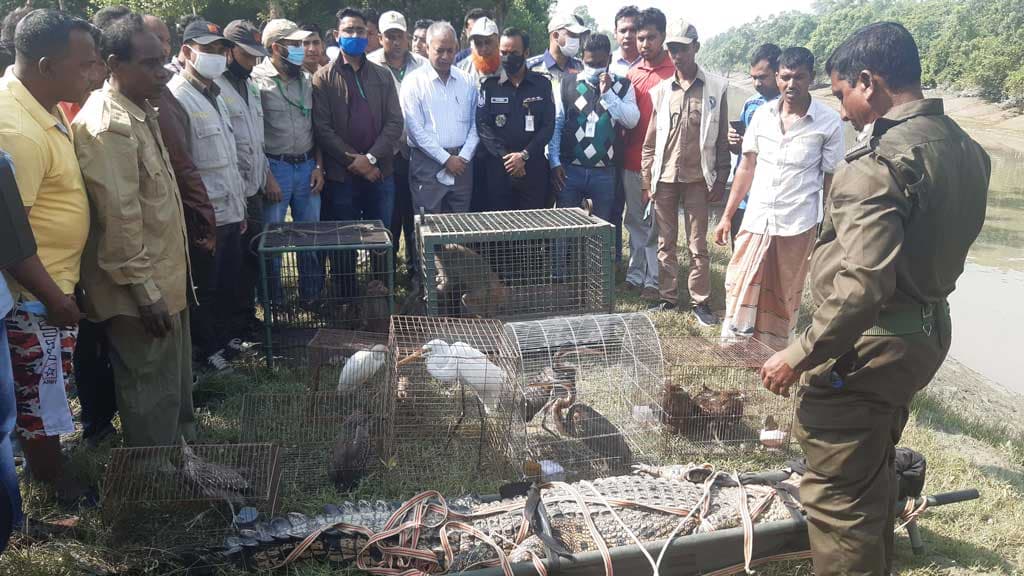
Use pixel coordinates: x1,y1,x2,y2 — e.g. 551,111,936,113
649,301,676,312
692,303,719,326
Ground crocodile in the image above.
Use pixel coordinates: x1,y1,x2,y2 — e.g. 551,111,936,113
219,465,798,572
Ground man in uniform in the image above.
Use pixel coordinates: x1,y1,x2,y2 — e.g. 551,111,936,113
476,27,554,211
73,14,194,447
760,22,991,576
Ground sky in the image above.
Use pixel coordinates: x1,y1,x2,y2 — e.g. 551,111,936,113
554,0,816,40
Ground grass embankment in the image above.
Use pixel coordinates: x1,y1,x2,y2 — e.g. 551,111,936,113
2,237,1023,576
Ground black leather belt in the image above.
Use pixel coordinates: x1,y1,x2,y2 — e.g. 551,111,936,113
267,150,315,164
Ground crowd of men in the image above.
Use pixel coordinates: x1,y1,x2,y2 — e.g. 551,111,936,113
0,3,994,576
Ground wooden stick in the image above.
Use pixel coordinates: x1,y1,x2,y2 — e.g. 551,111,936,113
396,348,425,368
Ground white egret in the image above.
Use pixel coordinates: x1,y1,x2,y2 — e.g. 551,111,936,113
337,344,388,393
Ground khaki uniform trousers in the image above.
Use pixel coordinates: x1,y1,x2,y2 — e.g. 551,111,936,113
106,309,195,447
653,181,710,306
796,322,949,575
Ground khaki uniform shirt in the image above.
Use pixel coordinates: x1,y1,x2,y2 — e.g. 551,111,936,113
780,99,991,373
251,60,315,156
73,85,190,321
657,76,705,184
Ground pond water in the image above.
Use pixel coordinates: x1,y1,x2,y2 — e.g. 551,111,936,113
724,86,1024,395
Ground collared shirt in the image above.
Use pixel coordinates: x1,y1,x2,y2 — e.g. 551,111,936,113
779,98,991,373
736,93,769,209
623,52,675,172
610,49,642,78
367,49,427,158
0,148,37,317
658,75,706,184
400,64,479,165
476,71,556,160
251,59,315,156
73,84,190,320
741,97,844,237
0,68,89,298
527,50,583,82
550,73,639,168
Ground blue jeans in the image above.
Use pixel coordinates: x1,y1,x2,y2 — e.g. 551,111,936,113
554,165,616,279
321,175,395,228
264,158,322,302
559,164,616,222
0,321,23,530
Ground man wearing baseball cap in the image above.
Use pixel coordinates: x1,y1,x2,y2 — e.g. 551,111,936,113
641,19,730,326
527,13,589,82
218,21,277,346
168,19,248,373
252,19,325,308
456,16,500,86
368,10,426,284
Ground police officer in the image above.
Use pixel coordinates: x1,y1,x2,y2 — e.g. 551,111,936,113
476,27,555,211
759,22,990,576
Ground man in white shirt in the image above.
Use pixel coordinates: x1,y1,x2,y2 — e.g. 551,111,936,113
714,47,843,350
610,6,642,77
400,21,479,214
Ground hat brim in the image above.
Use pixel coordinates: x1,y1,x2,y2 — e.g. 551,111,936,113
380,23,407,33
190,34,235,46
236,42,270,57
666,37,696,46
565,23,589,34
282,29,314,41
469,30,498,39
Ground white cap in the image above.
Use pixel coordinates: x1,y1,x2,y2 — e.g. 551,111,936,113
547,13,589,34
468,16,499,39
379,11,407,33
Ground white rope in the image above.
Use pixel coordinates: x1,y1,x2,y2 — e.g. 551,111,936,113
654,466,728,572
580,480,661,576
733,471,756,575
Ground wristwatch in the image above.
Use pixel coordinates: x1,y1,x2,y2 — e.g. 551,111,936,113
520,150,530,161
366,153,378,166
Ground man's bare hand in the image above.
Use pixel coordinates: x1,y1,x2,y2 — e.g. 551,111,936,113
550,166,566,193
46,294,83,327
310,166,325,194
641,188,650,206
194,234,216,254
728,126,743,155
264,173,283,203
366,166,382,182
139,297,172,338
346,153,373,177
761,352,799,397
445,155,468,177
599,72,612,94
503,152,526,176
713,218,732,246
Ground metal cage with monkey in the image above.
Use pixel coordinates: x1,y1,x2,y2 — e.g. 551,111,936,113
503,313,665,481
414,208,615,321
257,220,394,367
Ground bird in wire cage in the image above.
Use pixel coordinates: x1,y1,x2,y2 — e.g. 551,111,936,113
433,243,508,318
329,413,371,491
179,437,250,523
693,385,746,444
337,344,388,392
421,339,508,413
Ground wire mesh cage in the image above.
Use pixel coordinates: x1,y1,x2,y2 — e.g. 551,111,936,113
415,208,614,321
660,337,795,454
504,313,665,480
386,315,524,486
239,389,390,499
101,443,281,544
307,328,390,392
258,220,394,367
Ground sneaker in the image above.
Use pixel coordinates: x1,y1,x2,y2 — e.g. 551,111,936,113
649,301,676,312
640,287,661,302
692,303,720,327
203,350,233,375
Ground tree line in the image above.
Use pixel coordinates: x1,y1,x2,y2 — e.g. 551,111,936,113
699,0,1024,104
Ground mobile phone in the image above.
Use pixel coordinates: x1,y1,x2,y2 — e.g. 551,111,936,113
729,120,746,135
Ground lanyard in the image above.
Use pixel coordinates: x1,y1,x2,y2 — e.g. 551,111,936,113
352,71,367,100
272,75,310,117
388,64,405,83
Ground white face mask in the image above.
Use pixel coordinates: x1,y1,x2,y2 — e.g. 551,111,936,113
191,50,227,80
561,36,580,58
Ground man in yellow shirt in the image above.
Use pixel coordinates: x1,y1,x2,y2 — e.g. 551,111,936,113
0,9,96,501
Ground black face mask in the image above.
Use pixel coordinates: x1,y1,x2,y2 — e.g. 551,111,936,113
501,53,524,75
227,58,251,80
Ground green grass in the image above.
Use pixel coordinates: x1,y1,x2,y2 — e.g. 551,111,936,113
2,236,1023,576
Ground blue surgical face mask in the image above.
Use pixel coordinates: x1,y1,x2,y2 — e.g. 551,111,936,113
583,65,606,85
339,36,368,56
285,45,306,66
